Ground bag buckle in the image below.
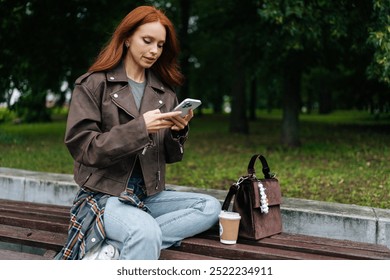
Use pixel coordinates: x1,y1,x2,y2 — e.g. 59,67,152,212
268,172,277,179
234,176,247,189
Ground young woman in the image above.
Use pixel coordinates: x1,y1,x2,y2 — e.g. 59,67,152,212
57,6,220,260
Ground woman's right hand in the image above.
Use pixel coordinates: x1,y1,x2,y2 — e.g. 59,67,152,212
143,109,182,133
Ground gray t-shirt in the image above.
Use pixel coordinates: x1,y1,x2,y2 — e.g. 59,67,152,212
128,79,146,110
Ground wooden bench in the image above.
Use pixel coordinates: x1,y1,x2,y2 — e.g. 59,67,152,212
1,198,390,260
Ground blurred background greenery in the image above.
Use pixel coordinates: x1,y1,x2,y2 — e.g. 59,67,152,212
0,1,389,208
1,109,389,209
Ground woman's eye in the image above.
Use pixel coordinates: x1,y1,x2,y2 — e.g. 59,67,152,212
143,37,164,48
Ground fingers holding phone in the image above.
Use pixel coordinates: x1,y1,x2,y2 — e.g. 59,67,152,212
144,98,200,133
170,98,200,131
170,109,194,131
143,109,181,133
173,98,201,117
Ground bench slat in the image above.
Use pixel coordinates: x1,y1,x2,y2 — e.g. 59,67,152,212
175,237,345,260
160,249,223,260
0,224,66,251
271,232,390,253
1,199,390,260
198,228,390,260
0,199,70,215
0,205,69,220
0,247,222,260
0,215,68,233
0,249,51,260
261,234,390,260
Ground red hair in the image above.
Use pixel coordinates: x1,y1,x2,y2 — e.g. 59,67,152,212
89,6,184,86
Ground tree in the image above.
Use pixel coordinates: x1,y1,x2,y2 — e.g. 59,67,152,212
367,0,390,86
188,1,233,114
2,0,389,128
0,0,142,122
177,0,191,101
256,0,387,146
190,0,264,134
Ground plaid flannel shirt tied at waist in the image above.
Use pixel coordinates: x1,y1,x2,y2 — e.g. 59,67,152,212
55,175,148,260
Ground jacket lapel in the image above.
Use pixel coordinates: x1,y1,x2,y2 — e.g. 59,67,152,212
107,65,168,117
110,85,140,118
107,64,139,117
139,70,167,114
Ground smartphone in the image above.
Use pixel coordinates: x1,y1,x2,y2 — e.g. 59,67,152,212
173,98,202,117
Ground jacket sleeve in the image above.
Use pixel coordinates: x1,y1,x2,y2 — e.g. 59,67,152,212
163,123,189,164
65,81,151,168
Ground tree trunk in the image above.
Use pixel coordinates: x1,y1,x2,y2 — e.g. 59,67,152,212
249,77,257,121
229,46,249,134
177,0,191,101
281,54,302,147
318,89,332,114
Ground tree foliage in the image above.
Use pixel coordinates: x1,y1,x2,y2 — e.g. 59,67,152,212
367,0,390,85
0,0,143,121
1,0,389,147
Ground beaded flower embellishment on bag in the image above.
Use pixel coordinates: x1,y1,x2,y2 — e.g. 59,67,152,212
258,182,269,214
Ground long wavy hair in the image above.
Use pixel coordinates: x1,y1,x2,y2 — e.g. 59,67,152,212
89,6,184,86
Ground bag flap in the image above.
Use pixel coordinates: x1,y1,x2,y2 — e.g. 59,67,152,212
250,178,281,208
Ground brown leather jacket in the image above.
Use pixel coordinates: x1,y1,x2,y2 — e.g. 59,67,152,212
65,63,187,197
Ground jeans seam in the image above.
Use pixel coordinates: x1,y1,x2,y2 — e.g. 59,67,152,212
157,199,207,229
104,211,134,234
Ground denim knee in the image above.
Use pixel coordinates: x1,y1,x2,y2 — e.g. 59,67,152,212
204,195,221,223
126,217,162,247
119,215,162,259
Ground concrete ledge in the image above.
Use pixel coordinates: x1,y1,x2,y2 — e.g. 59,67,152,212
1,167,389,249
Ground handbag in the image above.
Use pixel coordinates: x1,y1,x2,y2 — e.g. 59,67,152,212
222,154,283,240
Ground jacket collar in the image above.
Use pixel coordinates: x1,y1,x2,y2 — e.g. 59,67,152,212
107,62,169,117
106,62,167,94
105,62,128,83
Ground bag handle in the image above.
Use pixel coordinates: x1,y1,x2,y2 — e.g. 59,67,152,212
247,154,272,179
221,184,238,211
222,154,274,210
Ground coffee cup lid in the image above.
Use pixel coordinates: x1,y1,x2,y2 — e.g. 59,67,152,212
219,210,241,220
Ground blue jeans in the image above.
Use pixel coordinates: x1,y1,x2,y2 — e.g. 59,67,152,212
103,190,221,260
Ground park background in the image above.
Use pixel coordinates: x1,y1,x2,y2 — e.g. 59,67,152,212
0,0,389,209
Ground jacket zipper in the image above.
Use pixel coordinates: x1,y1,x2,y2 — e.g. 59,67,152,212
139,135,160,190
155,131,160,190
141,137,154,155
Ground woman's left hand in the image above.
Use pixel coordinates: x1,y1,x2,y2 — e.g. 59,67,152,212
170,109,194,131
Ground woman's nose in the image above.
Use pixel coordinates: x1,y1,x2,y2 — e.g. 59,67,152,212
150,43,158,54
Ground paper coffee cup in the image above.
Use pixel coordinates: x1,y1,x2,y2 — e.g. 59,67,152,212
219,211,241,244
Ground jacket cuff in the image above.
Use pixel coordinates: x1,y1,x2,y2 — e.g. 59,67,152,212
171,125,189,144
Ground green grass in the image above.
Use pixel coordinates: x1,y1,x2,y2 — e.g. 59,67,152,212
0,121,73,173
0,110,389,209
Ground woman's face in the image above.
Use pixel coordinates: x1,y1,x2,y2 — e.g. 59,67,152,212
126,21,166,70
